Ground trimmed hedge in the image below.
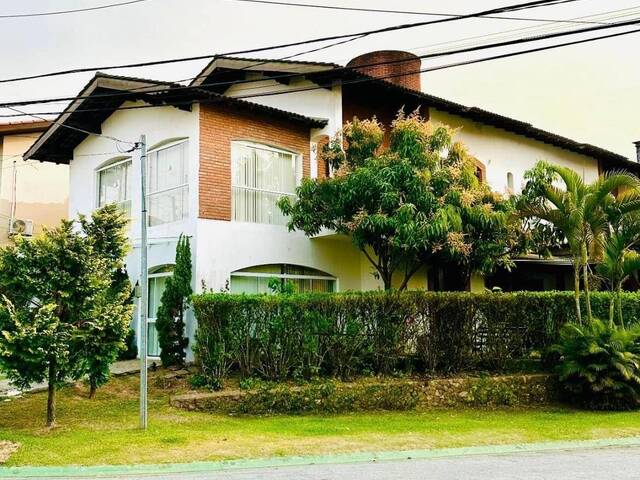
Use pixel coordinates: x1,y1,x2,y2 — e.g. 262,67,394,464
192,291,640,381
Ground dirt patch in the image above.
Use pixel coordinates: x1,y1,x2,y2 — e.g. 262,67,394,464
0,441,19,463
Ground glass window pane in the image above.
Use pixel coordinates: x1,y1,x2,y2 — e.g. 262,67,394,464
98,160,131,213
230,264,336,294
146,142,188,226
147,322,160,357
232,143,298,226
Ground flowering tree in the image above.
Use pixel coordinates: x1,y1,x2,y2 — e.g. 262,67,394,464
279,111,519,290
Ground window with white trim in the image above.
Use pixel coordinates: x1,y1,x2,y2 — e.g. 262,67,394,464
232,141,302,225
147,140,189,226
230,264,336,294
97,157,132,215
146,265,173,357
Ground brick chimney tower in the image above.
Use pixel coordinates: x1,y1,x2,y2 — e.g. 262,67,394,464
347,50,422,91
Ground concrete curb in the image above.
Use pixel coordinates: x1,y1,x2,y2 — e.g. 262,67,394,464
2,436,640,478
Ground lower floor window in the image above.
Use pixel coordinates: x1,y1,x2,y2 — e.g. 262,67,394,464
146,265,173,356
230,264,336,294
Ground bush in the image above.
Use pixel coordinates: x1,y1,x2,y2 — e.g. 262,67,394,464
192,291,640,384
118,328,138,361
551,320,640,410
467,376,519,406
233,380,420,414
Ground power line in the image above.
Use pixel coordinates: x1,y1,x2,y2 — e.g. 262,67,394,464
6,24,640,121
4,106,135,147
5,4,635,113
401,5,640,59
228,0,606,25
0,0,582,84
3,13,638,111
0,0,153,19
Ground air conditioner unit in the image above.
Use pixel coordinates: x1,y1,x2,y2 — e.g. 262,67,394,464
9,218,34,237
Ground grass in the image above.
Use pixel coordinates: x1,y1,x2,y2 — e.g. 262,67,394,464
1,372,640,467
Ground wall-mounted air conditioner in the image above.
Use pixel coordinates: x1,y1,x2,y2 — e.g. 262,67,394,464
9,218,34,237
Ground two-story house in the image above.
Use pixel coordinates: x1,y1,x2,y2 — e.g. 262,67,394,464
24,50,639,356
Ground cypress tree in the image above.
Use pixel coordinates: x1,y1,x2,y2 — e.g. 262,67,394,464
156,234,192,366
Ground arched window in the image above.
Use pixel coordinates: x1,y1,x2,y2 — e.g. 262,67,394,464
96,156,132,214
230,264,336,294
231,141,302,225
507,172,514,192
146,264,174,356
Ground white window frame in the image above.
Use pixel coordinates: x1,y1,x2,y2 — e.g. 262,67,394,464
146,139,189,227
95,156,132,213
231,141,302,224
143,268,173,358
230,269,338,293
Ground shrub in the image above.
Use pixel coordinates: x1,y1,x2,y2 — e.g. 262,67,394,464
192,291,640,383
234,380,421,414
551,320,640,410
118,328,138,361
467,376,519,406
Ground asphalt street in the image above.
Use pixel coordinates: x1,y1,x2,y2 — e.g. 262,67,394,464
25,445,640,480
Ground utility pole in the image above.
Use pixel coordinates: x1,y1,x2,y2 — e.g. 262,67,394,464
9,159,17,233
138,135,148,430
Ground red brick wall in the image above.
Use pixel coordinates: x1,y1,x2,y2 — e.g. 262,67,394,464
347,50,422,91
199,104,311,220
315,135,330,179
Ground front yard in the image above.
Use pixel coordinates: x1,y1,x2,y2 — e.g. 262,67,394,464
1,371,640,467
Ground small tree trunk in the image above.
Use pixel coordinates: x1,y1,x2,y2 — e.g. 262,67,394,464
617,283,625,330
573,260,582,324
581,243,592,323
89,377,97,399
46,359,56,427
608,294,615,327
382,273,393,291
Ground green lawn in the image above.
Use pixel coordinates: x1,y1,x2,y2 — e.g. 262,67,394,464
1,372,640,467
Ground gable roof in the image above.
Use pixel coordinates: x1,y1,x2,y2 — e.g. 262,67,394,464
24,72,327,163
196,55,637,171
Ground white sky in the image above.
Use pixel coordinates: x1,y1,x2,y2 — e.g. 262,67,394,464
1,0,639,158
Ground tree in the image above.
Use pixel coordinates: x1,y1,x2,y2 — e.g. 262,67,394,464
279,111,519,290
521,162,640,323
596,212,640,328
0,209,130,426
79,205,133,398
156,234,192,367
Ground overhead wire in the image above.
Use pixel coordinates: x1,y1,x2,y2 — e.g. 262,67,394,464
4,23,640,120
0,0,584,84
3,13,639,112
0,0,153,19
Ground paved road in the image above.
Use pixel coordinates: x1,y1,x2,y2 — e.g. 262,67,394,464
37,446,640,480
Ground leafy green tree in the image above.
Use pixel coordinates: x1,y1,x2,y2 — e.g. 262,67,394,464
79,205,133,398
521,162,640,323
156,234,192,366
0,208,130,426
280,111,519,290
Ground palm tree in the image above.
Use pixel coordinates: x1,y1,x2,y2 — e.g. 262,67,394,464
524,162,640,324
596,213,640,328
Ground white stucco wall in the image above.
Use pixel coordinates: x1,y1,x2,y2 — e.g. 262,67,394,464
225,74,342,139
195,219,372,293
71,101,200,358
429,109,601,195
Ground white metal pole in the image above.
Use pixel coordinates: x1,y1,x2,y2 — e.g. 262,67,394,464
138,135,148,430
